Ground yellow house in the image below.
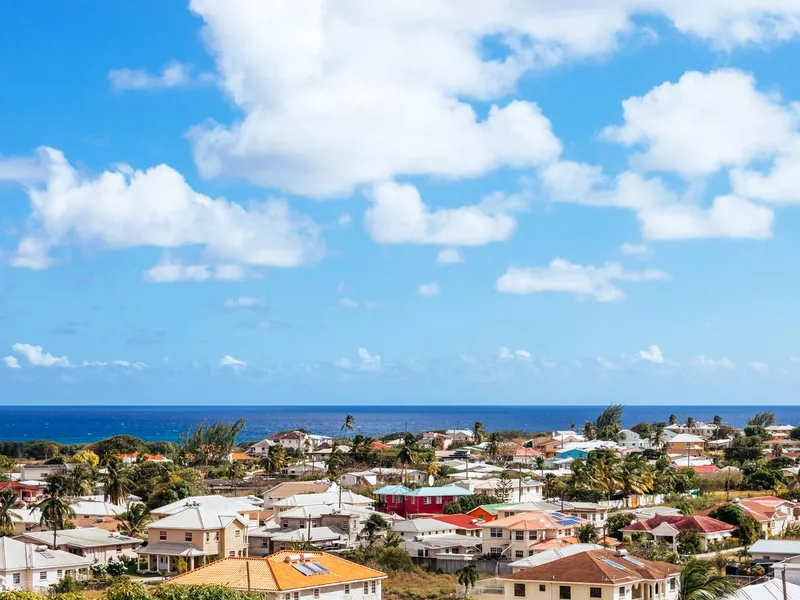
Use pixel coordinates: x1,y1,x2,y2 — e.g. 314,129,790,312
136,504,249,573
666,434,705,456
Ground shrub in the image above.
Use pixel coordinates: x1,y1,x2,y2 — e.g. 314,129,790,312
107,557,128,577
51,574,81,594
0,592,47,600
677,529,702,555
102,579,150,600
152,586,263,600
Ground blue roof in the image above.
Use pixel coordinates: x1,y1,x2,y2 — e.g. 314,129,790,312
404,484,473,498
373,485,412,496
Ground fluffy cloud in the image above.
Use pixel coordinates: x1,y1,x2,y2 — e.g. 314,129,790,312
338,298,384,309
639,344,665,364
219,355,246,370
357,348,382,371
224,296,265,309
109,61,213,91
9,148,323,276
365,182,517,246
7,343,70,368
496,258,669,302
543,162,775,241
619,243,651,256
436,249,464,265
499,347,531,360
603,70,796,176
732,140,800,204
3,356,20,369
693,356,735,370
418,283,440,297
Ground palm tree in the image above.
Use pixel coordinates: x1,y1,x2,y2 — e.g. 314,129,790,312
677,559,737,600
748,411,776,428
535,456,546,478
620,454,655,507
362,513,389,546
342,415,355,437
651,425,667,453
686,416,696,428
35,491,75,549
587,451,622,503
577,523,598,544
116,503,151,538
485,433,501,461
397,434,419,483
457,565,479,598
227,460,246,496
261,444,286,479
669,414,678,426
68,463,97,497
102,458,131,506
473,422,486,444
384,532,403,548
0,489,18,536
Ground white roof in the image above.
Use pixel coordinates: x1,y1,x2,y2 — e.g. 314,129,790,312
561,441,620,452
149,506,248,531
18,527,142,548
509,544,604,568
273,491,374,508
270,526,344,543
151,495,260,516
725,579,800,600
671,457,715,468
0,537,93,571
392,519,458,534
71,500,127,517
750,540,800,556
10,508,42,525
278,504,371,520
446,429,474,437
669,433,706,443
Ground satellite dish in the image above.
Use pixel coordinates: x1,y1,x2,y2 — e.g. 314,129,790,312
428,474,434,486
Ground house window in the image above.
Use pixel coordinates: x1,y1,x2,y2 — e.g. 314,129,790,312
436,497,443,504
371,582,377,594
490,547,502,556
581,514,588,520
206,533,210,542
418,550,425,557
515,551,524,558
40,572,47,581
293,593,300,600
669,580,676,591
490,528,503,538
116,545,122,552
229,551,235,556
185,532,193,542
364,582,370,594
619,588,626,598
515,531,524,541
313,589,320,599
261,540,269,548
590,588,602,598
655,584,659,595
424,497,432,505
514,584,526,597
13,574,20,584
57,570,63,579
215,532,219,541
539,585,546,593
559,587,571,600
235,530,241,537
344,584,351,595
529,531,537,540
160,531,167,541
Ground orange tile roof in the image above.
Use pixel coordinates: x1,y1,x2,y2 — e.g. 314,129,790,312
117,452,167,461
482,511,589,531
72,516,120,532
231,453,256,461
168,551,386,592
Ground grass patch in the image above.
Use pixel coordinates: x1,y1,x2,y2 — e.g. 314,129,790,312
384,570,458,600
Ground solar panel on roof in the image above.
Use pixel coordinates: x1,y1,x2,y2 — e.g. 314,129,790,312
292,563,315,576
603,559,626,570
623,556,645,567
306,562,330,574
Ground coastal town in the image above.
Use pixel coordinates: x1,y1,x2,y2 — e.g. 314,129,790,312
1,408,800,600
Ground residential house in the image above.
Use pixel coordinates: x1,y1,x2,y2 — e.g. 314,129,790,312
282,462,328,477
373,484,473,518
617,430,652,451
509,543,605,572
150,495,264,526
531,438,565,458
9,508,42,535
498,548,680,600
748,539,800,564
456,478,543,504
766,425,795,438
166,550,386,600
551,431,586,442
263,481,337,508
247,438,276,457
19,464,75,482
446,430,475,444
620,515,735,552
513,447,544,466
391,518,481,559
664,422,718,440
496,502,609,530
267,431,331,453
15,528,142,564
271,491,374,516
423,514,483,537
0,481,47,504
560,441,621,455
723,580,800,600
420,432,453,450
0,537,92,592
480,511,591,560
136,504,250,573
70,499,127,519
467,503,517,523
666,434,705,455
366,467,428,485
340,471,379,487
117,453,171,465
700,496,800,538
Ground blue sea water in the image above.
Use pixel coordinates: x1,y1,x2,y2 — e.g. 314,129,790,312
0,405,797,444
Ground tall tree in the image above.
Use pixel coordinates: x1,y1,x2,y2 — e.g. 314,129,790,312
261,444,286,479
342,415,356,437
103,458,132,505
494,472,514,503
748,411,776,428
35,488,76,549
397,434,419,483
0,489,18,536
457,565,479,598
362,513,389,546
472,422,486,444
485,433,501,461
669,414,678,426
677,559,737,600
535,456,546,477
577,523,597,543
116,503,151,538
227,460,246,496
620,454,654,507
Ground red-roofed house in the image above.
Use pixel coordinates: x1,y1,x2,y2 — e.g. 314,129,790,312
118,453,171,465
513,446,543,466
677,464,720,475
371,441,392,451
620,515,735,551
700,496,800,538
0,480,46,504
480,511,591,560
425,514,482,536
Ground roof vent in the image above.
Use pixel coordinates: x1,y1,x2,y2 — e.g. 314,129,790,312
35,545,48,552
615,549,628,557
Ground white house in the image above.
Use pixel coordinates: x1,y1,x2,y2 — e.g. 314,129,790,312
340,471,379,487
749,540,800,564
247,438,276,457
0,537,92,592
664,422,718,440
455,477,543,504
617,430,652,451
14,528,142,564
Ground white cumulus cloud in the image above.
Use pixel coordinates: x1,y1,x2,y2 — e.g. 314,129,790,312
8,343,70,368
619,243,651,256
109,61,213,91
418,283,440,297
3,356,20,369
496,258,669,302
224,296,265,309
692,356,735,370
220,355,247,370
639,344,665,364
9,148,323,277
436,248,464,265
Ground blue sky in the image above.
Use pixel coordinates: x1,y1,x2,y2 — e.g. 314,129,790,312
3,2,800,405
